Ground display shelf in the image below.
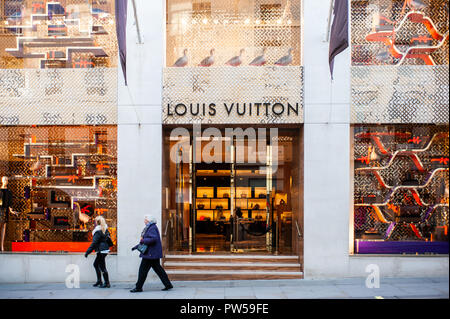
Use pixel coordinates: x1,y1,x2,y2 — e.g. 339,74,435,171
216,187,230,198
196,209,231,222
196,186,214,198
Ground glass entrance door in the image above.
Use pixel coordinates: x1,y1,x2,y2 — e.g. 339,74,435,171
193,134,232,252
231,134,272,253
163,127,301,255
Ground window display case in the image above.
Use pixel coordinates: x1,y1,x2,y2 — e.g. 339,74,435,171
351,0,448,67
352,124,449,254
0,0,117,69
166,0,301,67
0,125,117,253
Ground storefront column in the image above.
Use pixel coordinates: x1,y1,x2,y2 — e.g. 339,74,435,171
302,0,351,279
116,0,164,280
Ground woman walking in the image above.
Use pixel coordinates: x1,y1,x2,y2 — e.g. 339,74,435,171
130,215,173,292
85,216,112,288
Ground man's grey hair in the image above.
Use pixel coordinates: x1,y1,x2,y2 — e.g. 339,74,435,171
144,215,157,224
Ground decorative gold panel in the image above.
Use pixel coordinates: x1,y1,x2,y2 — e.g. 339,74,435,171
0,68,117,125
162,66,303,124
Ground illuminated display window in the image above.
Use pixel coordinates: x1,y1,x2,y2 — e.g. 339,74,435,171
0,125,117,253
0,0,118,69
352,124,449,254
351,0,449,66
166,0,302,67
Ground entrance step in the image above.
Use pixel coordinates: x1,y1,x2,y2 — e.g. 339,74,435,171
163,255,303,281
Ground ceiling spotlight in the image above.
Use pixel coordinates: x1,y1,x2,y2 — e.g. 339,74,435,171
202,18,208,24
244,18,250,24
276,19,282,24
287,19,292,25
255,19,261,25
213,19,219,24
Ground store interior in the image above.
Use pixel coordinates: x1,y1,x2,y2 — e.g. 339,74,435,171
162,126,303,255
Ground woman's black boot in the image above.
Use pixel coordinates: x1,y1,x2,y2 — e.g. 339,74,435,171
100,272,110,288
93,269,102,287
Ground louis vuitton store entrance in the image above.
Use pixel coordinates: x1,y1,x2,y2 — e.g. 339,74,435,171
162,125,303,256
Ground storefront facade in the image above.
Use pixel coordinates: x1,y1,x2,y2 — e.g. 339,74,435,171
0,0,448,283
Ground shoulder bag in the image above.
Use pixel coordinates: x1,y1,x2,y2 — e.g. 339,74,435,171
136,243,148,254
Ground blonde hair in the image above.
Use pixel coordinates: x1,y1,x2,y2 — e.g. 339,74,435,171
95,215,108,234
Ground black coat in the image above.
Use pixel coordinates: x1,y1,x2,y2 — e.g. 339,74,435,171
0,188,12,210
0,188,13,222
85,228,111,255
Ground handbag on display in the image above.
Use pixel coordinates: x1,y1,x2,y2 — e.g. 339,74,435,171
136,243,148,254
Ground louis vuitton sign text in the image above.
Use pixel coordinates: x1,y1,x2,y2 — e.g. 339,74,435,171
166,102,300,117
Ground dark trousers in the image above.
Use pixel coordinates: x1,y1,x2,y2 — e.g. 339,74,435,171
93,253,108,282
136,258,172,290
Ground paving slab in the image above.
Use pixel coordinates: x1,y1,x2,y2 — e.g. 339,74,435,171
335,284,406,298
224,286,255,298
0,277,448,299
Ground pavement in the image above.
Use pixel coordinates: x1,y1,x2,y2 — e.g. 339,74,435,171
0,277,448,299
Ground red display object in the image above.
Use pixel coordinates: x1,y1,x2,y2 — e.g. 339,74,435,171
12,242,91,253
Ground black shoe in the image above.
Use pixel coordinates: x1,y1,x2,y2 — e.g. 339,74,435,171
162,285,173,291
93,281,102,287
100,272,110,288
130,288,143,293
